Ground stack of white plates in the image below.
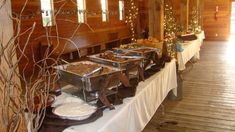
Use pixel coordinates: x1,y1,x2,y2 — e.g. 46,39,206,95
51,92,83,108
53,102,97,120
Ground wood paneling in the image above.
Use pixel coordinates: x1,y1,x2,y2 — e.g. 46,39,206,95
148,0,164,41
180,0,189,31
11,0,131,75
171,0,181,23
203,0,231,40
138,0,149,34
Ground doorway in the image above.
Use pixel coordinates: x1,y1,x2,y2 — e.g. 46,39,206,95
231,2,235,34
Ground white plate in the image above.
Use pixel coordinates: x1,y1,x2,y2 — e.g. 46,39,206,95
53,102,97,120
51,92,83,108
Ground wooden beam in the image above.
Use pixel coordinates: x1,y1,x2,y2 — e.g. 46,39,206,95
159,0,164,41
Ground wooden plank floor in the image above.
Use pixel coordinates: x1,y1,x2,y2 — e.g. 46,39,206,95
143,39,235,132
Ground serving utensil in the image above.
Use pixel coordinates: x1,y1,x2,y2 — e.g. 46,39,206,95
83,67,103,77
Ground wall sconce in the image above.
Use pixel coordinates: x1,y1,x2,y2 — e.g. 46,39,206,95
215,5,219,20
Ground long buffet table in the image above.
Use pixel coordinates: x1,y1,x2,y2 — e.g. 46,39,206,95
177,31,205,71
63,59,178,132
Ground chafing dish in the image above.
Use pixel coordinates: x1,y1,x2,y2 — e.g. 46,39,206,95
88,51,144,70
88,51,145,81
55,61,121,92
114,44,159,57
113,43,161,69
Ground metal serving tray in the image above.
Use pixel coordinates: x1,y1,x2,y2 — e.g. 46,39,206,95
55,61,121,92
113,42,160,56
113,44,161,69
88,53,143,70
114,46,157,58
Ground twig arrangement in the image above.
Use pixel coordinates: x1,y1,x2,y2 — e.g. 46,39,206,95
0,0,94,131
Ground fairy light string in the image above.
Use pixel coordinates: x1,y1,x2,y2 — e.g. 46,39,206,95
125,0,138,42
164,2,178,58
189,7,202,34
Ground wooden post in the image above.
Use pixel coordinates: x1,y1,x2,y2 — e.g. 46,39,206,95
148,0,155,37
159,0,164,41
181,0,189,31
0,0,22,130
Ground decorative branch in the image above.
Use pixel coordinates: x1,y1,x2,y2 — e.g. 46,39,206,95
0,0,95,131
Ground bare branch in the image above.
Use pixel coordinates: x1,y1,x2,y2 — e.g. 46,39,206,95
0,0,93,130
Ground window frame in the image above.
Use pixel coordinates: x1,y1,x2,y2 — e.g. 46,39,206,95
40,0,55,27
101,0,109,22
119,0,124,21
77,0,86,23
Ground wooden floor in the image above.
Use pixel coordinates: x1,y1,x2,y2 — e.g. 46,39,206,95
144,39,235,132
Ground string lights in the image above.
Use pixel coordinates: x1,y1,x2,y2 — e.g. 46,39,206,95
189,7,202,34
164,3,178,58
125,0,138,42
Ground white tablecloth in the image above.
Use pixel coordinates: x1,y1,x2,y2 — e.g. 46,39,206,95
64,59,178,132
177,31,205,71
196,31,205,45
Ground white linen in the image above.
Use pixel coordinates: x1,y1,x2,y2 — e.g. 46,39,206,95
64,59,177,132
196,31,205,45
177,31,205,71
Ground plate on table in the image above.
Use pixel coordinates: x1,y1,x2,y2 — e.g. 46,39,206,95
53,102,97,120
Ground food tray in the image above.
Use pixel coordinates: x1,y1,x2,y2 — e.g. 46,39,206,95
113,44,162,69
88,52,143,69
113,44,159,58
54,61,121,92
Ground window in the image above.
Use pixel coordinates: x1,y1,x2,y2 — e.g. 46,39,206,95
77,0,86,23
119,0,124,20
101,0,108,22
40,0,54,27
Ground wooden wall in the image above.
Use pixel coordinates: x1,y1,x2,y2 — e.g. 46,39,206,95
203,0,231,40
11,0,131,75
137,0,164,41
172,0,181,24
138,0,149,33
